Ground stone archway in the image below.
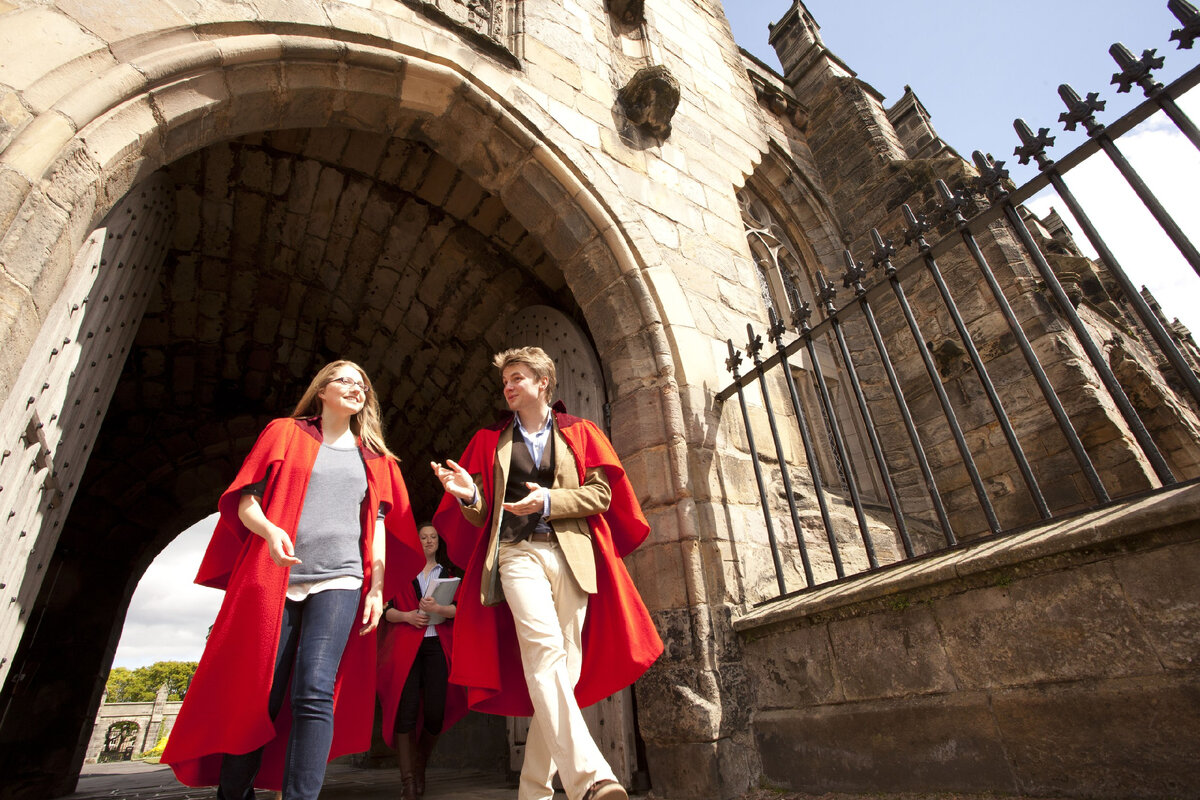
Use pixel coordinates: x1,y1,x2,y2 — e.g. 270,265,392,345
0,33,690,798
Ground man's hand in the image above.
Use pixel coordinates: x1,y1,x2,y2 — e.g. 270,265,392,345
502,481,547,516
432,459,476,502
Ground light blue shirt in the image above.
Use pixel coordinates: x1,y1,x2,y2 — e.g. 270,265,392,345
463,409,553,517
513,409,553,518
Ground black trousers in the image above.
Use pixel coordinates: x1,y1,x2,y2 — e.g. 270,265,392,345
396,636,449,735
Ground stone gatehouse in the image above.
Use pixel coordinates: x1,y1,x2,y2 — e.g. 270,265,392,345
1,1,1198,799
83,686,182,764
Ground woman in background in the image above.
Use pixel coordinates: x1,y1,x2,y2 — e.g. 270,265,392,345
163,360,422,799
377,521,467,800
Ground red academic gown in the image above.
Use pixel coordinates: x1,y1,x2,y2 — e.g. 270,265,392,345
162,417,422,790
433,408,663,717
375,560,468,746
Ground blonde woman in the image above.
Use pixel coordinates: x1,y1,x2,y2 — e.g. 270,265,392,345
163,361,422,800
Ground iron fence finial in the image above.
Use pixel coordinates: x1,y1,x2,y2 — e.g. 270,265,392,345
746,323,765,364
1013,118,1056,169
794,299,813,334
1169,0,1200,49
901,204,932,251
972,150,1010,201
816,270,837,314
724,339,742,376
870,228,898,276
936,180,968,228
1058,83,1106,136
841,249,868,295
767,306,787,345
1110,43,1165,96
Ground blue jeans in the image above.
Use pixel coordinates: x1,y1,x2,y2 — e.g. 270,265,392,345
220,587,360,800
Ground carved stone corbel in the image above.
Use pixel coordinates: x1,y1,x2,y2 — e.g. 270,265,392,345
618,64,681,139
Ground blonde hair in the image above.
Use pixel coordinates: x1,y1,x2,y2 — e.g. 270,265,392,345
291,360,396,460
493,346,556,403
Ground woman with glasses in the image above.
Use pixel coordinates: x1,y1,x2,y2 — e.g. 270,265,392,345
163,361,423,800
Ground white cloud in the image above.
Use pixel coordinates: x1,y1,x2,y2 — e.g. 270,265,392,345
112,515,223,669
1025,91,1200,336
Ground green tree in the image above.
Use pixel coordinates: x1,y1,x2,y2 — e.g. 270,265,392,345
104,661,198,702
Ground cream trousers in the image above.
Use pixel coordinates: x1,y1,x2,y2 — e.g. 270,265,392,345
498,540,615,800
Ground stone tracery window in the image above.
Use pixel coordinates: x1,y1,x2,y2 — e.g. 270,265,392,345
738,189,813,326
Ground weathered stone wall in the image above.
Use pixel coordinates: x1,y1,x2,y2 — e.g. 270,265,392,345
0,0,798,796
735,482,1200,799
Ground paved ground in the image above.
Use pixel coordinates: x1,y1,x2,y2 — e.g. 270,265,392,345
65,761,526,800
65,761,1059,800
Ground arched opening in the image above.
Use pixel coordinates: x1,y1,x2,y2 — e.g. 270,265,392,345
100,721,140,763
0,39,681,797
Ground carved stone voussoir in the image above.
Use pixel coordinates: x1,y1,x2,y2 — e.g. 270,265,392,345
606,0,645,26
618,65,681,139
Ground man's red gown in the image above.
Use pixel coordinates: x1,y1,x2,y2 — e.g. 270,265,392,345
433,408,663,717
162,417,422,790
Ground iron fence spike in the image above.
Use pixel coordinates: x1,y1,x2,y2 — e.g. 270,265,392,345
1013,118,1056,168
901,203,931,250
1110,43,1165,95
1058,83,1106,134
1169,0,1200,48
724,339,742,375
842,249,868,295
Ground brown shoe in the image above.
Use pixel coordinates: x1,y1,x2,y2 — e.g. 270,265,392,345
585,779,628,800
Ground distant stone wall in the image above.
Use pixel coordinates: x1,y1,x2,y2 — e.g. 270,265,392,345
735,482,1200,798
83,688,182,764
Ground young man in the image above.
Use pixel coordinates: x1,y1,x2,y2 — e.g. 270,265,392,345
432,346,662,800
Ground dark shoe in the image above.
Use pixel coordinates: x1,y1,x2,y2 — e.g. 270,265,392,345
414,731,439,797
585,779,628,800
216,787,256,800
400,774,418,800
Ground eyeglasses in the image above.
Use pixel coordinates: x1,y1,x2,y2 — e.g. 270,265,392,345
327,376,370,393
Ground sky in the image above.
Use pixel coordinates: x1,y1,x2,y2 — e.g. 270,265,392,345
113,1,1200,670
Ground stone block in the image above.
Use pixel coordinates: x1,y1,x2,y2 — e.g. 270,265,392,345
217,64,286,141
0,89,31,154
325,0,389,39
827,604,958,701
990,674,1200,798
336,66,405,132
2,110,77,184
741,620,841,709
643,739,723,800
1113,538,1200,670
149,60,224,130
0,8,109,97
754,694,1018,795
397,59,455,117
934,561,1161,689
56,0,191,48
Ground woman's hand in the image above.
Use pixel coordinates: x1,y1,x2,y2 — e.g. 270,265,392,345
431,459,476,502
419,596,455,620
502,482,547,516
360,588,384,636
403,608,431,628
239,495,302,568
263,523,302,568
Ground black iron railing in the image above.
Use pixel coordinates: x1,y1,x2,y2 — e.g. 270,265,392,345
720,1,1200,602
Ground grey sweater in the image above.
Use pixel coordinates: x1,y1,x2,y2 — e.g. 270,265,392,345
288,443,368,585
